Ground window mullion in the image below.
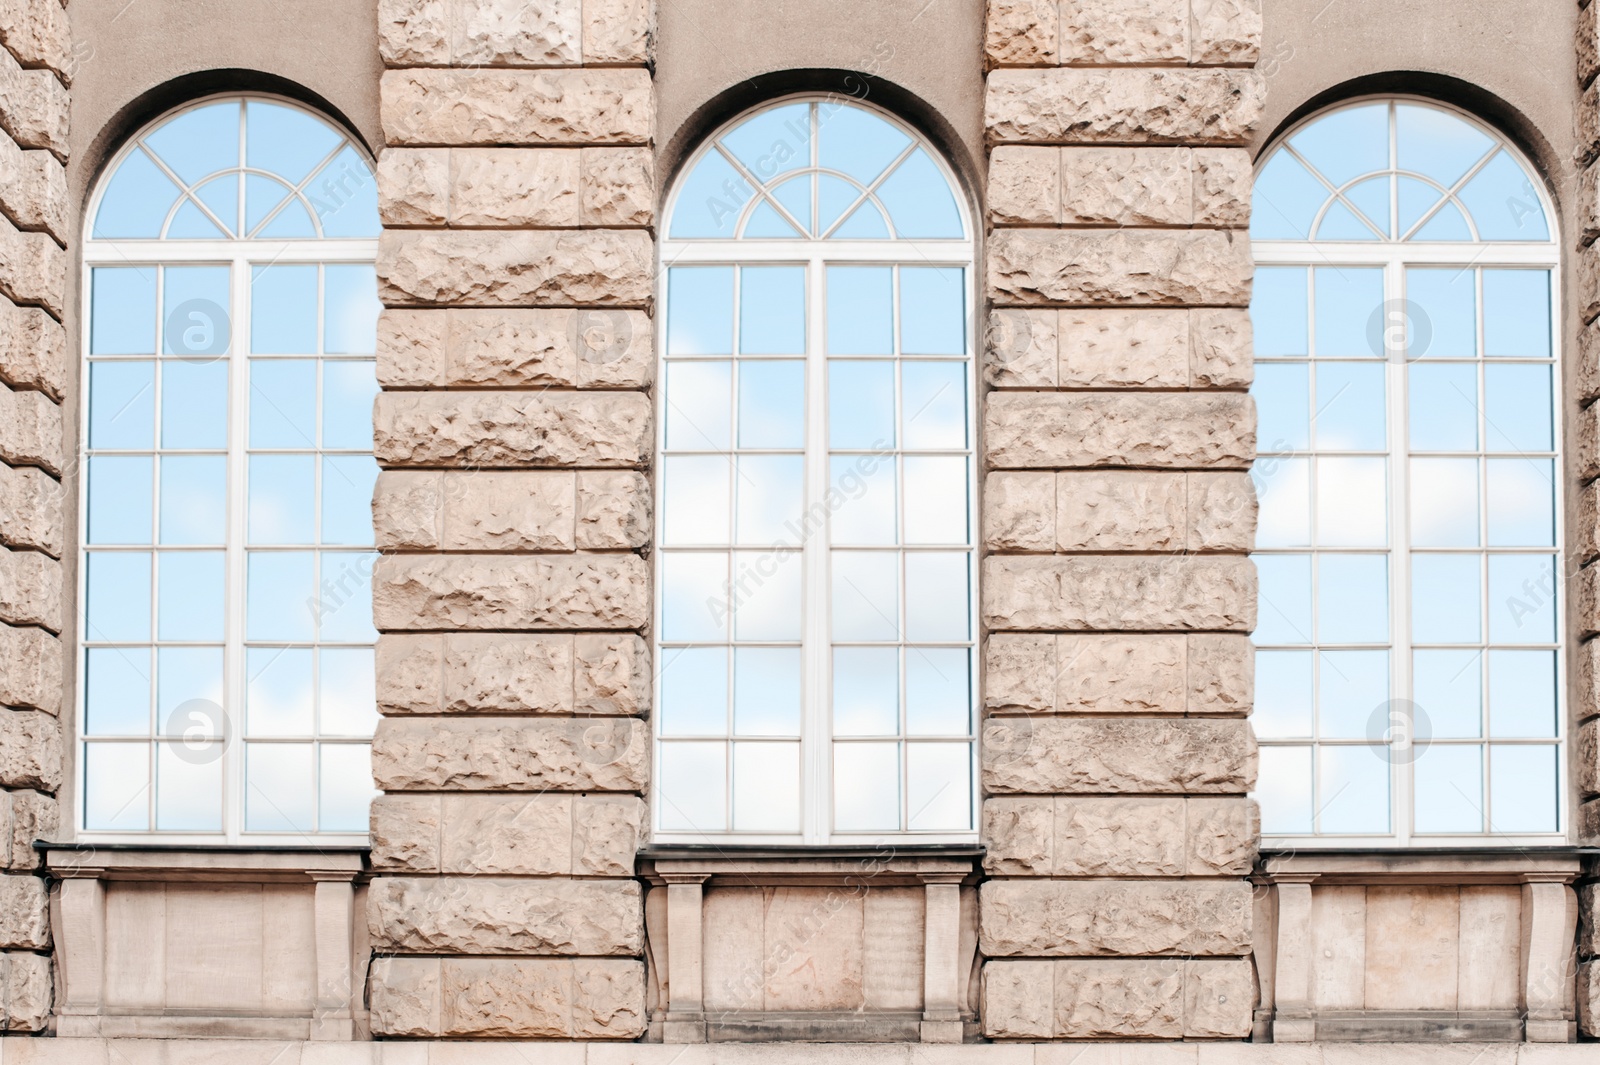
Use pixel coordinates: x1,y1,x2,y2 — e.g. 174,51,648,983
803,252,831,844
224,253,252,843
1386,253,1414,845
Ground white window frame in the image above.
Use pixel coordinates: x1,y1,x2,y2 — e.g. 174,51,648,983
653,95,979,845
76,93,379,845
1252,95,1567,849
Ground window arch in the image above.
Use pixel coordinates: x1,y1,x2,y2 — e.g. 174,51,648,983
79,95,381,841
655,97,977,843
1249,98,1563,845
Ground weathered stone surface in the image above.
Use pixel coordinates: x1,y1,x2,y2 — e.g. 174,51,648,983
377,632,648,715
370,956,645,1038
1190,307,1252,388
576,470,651,550
1187,470,1256,551
382,147,591,228
581,146,654,226
0,789,53,870
374,470,578,551
0,550,58,631
0,874,47,949
986,306,1251,391
1581,482,1600,566
985,0,1058,65
1060,307,1190,388
982,959,1055,1039
0,710,56,791
1581,959,1600,1039
381,68,652,146
1583,0,1599,92
1190,0,1262,64
0,623,58,714
1582,883,1600,959
985,307,1059,389
378,0,580,66
1055,470,1185,551
370,876,642,955
986,68,1263,145
0,950,48,1031
373,391,651,467
989,145,1255,228
983,796,1257,876
988,146,1060,225
983,717,1256,794
582,0,652,64
981,879,1250,957
985,632,1251,714
987,392,1253,471
0,47,66,156
1060,0,1189,64
982,555,1255,631
1056,633,1186,713
1579,717,1599,798
1053,958,1184,1038
989,228,1253,306
1056,797,1185,877
1193,147,1252,227
984,471,1055,552
0,385,59,476
0,0,70,79
379,307,653,390
372,715,648,791
982,958,1252,1039
374,553,649,631
371,793,644,877
1188,631,1253,713
575,633,650,716
0,139,64,243
0,298,63,400
0,216,61,316
379,228,652,307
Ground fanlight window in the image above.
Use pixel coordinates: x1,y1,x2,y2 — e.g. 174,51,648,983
79,96,381,841
656,98,976,844
1249,99,1563,846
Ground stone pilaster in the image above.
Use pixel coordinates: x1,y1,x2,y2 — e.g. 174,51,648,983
367,0,655,1040
978,0,1262,1040
0,0,65,1035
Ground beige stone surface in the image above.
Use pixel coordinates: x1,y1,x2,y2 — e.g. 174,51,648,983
984,632,1253,715
985,0,1059,65
1059,0,1190,64
0,622,59,714
1582,958,1600,1039
981,555,1256,632
369,956,645,1038
1181,957,1253,1037
984,471,1055,552
0,0,69,79
1056,634,1186,713
981,879,1250,957
576,470,651,550
1583,0,1599,91
986,68,1263,145
0,710,57,791
1187,471,1256,552
1189,307,1253,389
1457,886,1520,1011
371,793,644,876
0,299,63,402
982,717,1256,794
986,392,1254,470
0,47,67,156
985,307,1058,388
1060,307,1190,388
988,145,1060,225
1189,0,1261,64
373,553,650,631
580,146,654,227
985,307,1252,391
376,632,649,715
368,877,642,955
373,391,651,467
582,0,652,64
378,228,652,307
378,0,581,66
380,147,651,229
374,469,578,552
0,386,60,475
984,796,1255,878
1054,957,1184,1038
1052,797,1186,876
0,789,53,871
1363,886,1460,1011
1311,884,1365,1010
1055,470,1185,551
989,228,1253,306
378,307,653,389
0,950,48,1031
0,215,62,316
0,549,60,632
371,716,648,792
0,138,65,243
982,958,1253,1038
1192,147,1252,227
1062,146,1191,225
0,874,47,949
381,68,652,146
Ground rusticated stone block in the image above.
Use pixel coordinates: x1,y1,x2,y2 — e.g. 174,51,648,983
0,550,58,631
575,633,651,715
381,68,652,147
985,471,1055,552
1579,718,1598,798
371,793,644,876
1584,0,1599,92
1582,884,1600,958
377,632,648,715
983,717,1256,794
372,715,648,791
982,555,1256,632
373,391,650,467
378,0,581,66
1187,470,1256,551
581,145,654,227
985,0,1058,65
379,307,653,390
986,632,1251,715
988,228,1253,306
1581,402,1600,483
374,470,577,552
576,470,651,550
1190,307,1253,388
0,950,48,1031
0,874,47,949
987,392,1253,470
0,139,65,243
980,879,1250,957
988,146,1061,225
986,306,1252,391
1581,483,1600,566
995,146,1249,227
1057,470,1185,551
583,0,652,64
370,956,645,1038
0,790,54,870
0,385,60,476
0,710,55,791
369,876,642,955
0,297,64,400
982,958,1254,1038
986,68,1263,146
0,623,58,714
1190,0,1262,65
0,216,62,316
378,228,652,307
0,47,66,156
380,146,651,229
1060,0,1190,64
1581,959,1600,1038
373,553,649,631
983,796,1257,876
1579,637,1600,725
0,0,69,79
1053,957,1184,1038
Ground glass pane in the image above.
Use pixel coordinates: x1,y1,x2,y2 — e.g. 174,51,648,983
738,360,804,448
905,553,967,642
322,455,380,545
665,361,732,450
818,104,910,186
155,646,224,737
319,744,376,832
89,361,156,449
732,549,801,641
1460,153,1549,241
906,743,971,831
833,200,891,239
93,149,181,240
1483,364,1552,453
830,455,896,545
161,360,229,449
1316,554,1388,644
1410,553,1481,644
1253,364,1310,454
83,743,150,831
829,360,895,449
902,363,966,450
732,742,800,832
1317,649,1388,739
91,267,158,354
320,647,377,736
663,455,730,545
1314,267,1385,357
1414,743,1484,832
906,648,969,736
1251,155,1325,241
1254,650,1313,738
733,648,801,736
1487,554,1556,644
1487,650,1556,738
249,454,315,544
753,181,808,237
903,456,968,545
247,551,315,641
669,150,755,239
1413,649,1482,738
661,552,728,642
1318,745,1389,833
900,268,965,355
834,742,899,831
1315,457,1386,547
156,742,223,831
1486,459,1554,547
667,266,734,354
1289,103,1388,189
85,647,151,736
251,264,317,354
1253,554,1312,645
1482,270,1550,356
317,552,377,642
833,646,898,736
1256,745,1313,834
827,266,893,354
1397,104,1494,187
1250,267,1309,356
735,455,802,546
246,100,340,183
1255,457,1311,548
322,361,379,450
168,196,228,239
157,551,224,641
877,148,962,238
88,456,153,545
159,455,226,545
86,552,152,642
249,360,317,448
145,100,238,184
1405,268,1476,359
1488,745,1557,833
1407,363,1478,451
245,173,294,236
659,647,728,736
323,265,381,354
722,102,809,185
309,148,380,238
1409,457,1479,547
245,742,315,832
658,741,726,832
739,266,804,355
162,265,231,358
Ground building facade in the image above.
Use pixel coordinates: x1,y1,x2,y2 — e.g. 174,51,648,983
0,0,1596,1059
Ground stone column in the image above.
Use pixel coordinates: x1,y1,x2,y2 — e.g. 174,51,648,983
0,0,69,1035
363,0,657,1040
977,0,1264,1040
660,873,707,1043
920,872,966,1043
1265,874,1318,1041
1521,874,1579,1041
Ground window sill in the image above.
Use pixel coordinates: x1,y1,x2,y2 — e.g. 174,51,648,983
42,841,367,883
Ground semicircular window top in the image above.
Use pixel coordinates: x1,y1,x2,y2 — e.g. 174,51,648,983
92,96,378,241
1248,98,1563,848
79,95,382,843
655,98,977,844
1253,99,1552,244
667,98,967,241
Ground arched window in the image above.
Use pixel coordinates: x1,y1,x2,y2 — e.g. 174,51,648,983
79,95,381,840
1250,98,1563,844
655,97,976,843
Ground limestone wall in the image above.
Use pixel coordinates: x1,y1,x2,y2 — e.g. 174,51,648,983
1578,0,1600,1036
0,0,67,1034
